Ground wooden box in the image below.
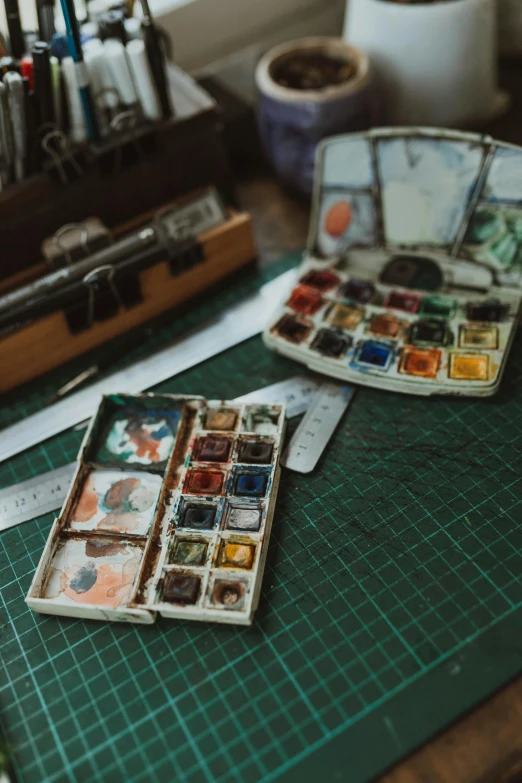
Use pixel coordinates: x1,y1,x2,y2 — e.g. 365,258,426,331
0,196,256,393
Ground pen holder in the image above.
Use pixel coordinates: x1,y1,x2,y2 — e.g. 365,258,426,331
0,65,233,283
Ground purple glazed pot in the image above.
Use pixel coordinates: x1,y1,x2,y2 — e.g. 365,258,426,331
255,37,381,196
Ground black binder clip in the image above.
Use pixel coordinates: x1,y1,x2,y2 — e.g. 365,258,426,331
64,264,142,334
154,207,205,276
93,86,120,137
42,219,113,269
41,129,91,184
94,109,157,175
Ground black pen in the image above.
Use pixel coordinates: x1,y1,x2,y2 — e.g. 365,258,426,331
98,10,127,43
140,0,172,118
0,81,12,185
22,75,38,174
32,41,55,126
4,0,25,59
36,0,56,42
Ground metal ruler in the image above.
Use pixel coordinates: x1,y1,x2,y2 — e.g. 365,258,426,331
0,375,321,531
0,463,78,532
0,268,297,465
235,375,321,416
282,381,355,473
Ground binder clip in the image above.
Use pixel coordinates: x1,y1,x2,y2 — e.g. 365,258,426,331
42,218,113,269
93,109,157,175
41,129,91,184
154,207,205,277
94,86,120,138
64,263,142,334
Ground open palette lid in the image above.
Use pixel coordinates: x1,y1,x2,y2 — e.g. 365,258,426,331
309,128,522,288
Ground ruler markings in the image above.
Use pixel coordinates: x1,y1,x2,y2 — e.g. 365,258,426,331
282,381,355,474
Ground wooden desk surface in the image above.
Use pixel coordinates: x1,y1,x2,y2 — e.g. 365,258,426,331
235,60,522,783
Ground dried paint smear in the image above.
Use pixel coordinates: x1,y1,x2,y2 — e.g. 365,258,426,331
43,538,143,608
67,469,162,536
104,414,178,465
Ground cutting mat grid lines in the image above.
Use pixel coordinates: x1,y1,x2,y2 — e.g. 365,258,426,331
1,256,522,783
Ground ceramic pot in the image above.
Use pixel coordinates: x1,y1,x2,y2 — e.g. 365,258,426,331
344,0,508,127
255,37,380,196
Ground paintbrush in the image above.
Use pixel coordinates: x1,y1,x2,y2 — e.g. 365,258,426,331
45,326,156,404
140,0,172,118
45,309,227,407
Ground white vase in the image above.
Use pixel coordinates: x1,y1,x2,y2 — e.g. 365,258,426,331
343,0,508,127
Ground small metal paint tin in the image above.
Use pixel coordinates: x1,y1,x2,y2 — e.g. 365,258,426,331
263,128,522,397
26,394,286,626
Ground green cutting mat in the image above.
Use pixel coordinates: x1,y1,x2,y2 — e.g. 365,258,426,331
1,252,522,783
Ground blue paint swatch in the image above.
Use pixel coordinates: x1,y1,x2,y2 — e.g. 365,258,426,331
357,341,393,369
69,562,97,594
235,473,268,497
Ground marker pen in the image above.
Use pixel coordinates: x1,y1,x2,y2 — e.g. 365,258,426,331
36,0,56,43
127,38,160,120
104,37,137,106
62,55,87,142
4,0,25,59
139,0,171,119
20,55,34,90
33,42,56,126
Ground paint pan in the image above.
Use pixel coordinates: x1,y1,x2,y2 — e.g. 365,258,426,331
26,392,285,626
243,405,282,436
223,501,263,532
209,577,249,611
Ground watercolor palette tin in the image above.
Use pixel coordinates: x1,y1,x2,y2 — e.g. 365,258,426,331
264,128,522,396
26,393,285,625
